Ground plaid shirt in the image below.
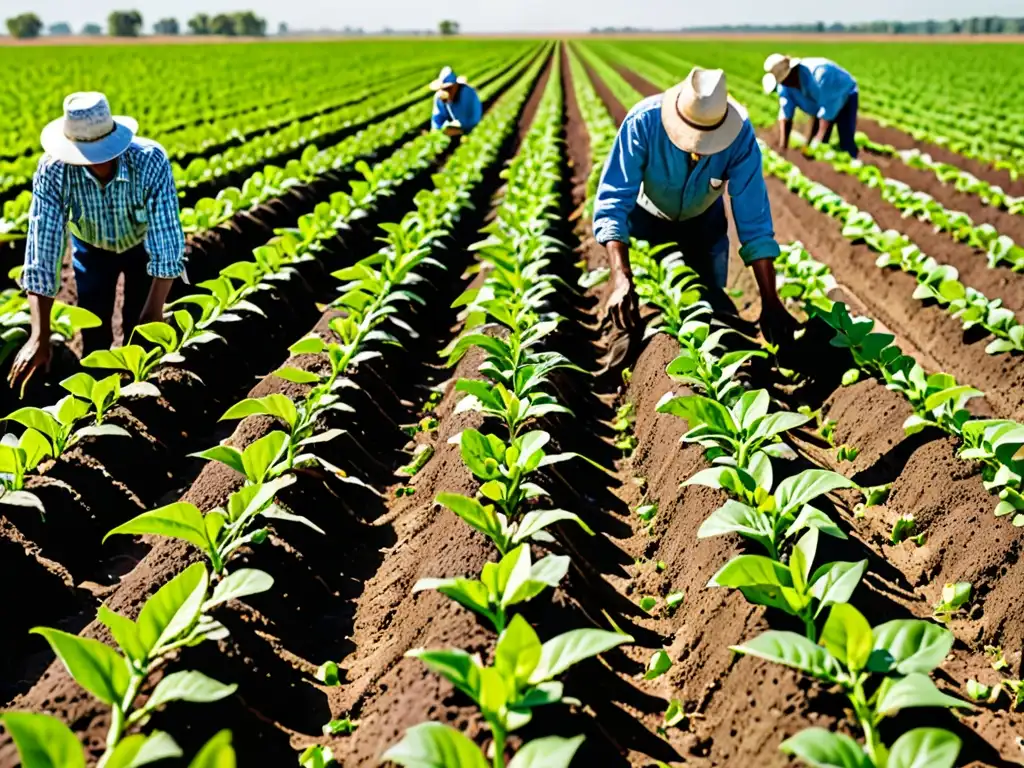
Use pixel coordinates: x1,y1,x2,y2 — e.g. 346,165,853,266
23,138,185,298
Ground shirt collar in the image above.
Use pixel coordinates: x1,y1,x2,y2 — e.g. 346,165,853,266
114,154,130,183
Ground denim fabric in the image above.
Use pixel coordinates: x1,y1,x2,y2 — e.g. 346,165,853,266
71,235,150,352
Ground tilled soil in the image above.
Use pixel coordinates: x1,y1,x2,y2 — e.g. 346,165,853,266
593,62,1024,765
5,44,1024,768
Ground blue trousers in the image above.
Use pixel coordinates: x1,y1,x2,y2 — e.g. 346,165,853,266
823,91,859,158
628,198,730,289
71,236,150,353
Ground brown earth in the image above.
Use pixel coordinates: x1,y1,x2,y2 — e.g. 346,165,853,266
585,63,1024,766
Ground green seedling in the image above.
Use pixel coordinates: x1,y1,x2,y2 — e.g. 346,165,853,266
966,679,1000,704
890,514,921,545
662,699,687,729
639,595,657,613
60,372,124,425
665,592,684,613
933,582,972,624
836,444,860,462
398,444,434,476
986,645,1009,671
734,603,970,765
644,650,672,680
322,718,358,736
316,661,341,686
384,723,583,768
413,544,568,633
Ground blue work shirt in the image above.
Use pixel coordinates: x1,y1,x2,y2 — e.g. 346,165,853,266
23,138,185,298
777,58,858,122
430,85,482,133
593,94,779,265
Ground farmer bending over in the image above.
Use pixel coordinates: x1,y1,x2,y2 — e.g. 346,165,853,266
430,67,482,137
595,67,796,352
763,53,860,157
9,92,185,390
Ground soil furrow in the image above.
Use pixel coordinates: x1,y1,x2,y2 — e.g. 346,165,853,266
579,57,1024,767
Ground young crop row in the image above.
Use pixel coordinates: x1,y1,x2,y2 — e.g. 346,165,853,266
0,42,535,199
572,52,975,767
577,43,1024,356
773,241,1024,525
0,49,544,388
0,49,551,768
759,143,1024,354
591,39,1024,181
385,50,630,767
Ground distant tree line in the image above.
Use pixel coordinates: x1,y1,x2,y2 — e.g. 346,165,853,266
4,10,268,38
592,16,1024,35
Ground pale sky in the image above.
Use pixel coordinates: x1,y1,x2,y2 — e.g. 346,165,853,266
14,0,1024,33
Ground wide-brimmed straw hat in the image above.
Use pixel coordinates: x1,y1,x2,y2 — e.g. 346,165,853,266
41,92,137,166
660,68,745,155
762,53,800,94
429,66,468,91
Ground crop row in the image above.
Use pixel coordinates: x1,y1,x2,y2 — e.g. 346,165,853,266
0,47,544,393
589,39,1024,180
0,48,551,767
571,48,978,766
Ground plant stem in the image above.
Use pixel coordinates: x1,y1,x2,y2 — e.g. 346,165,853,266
850,681,884,763
101,671,145,762
492,728,507,768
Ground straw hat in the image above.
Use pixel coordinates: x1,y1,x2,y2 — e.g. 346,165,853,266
429,66,468,91
40,92,137,166
762,53,800,94
660,68,744,155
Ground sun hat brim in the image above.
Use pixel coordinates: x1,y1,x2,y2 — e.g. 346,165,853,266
660,87,746,156
40,115,137,166
762,72,779,94
429,75,468,91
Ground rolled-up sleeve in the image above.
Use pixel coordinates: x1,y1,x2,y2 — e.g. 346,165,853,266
777,87,796,121
142,148,185,279
431,96,446,130
726,123,780,265
593,113,648,244
812,64,856,121
22,158,67,298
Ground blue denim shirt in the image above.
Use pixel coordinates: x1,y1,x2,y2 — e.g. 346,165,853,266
431,85,482,132
593,94,779,265
777,58,858,122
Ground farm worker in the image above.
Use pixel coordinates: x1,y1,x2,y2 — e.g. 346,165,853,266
762,53,860,158
429,66,482,137
9,92,185,390
595,67,796,349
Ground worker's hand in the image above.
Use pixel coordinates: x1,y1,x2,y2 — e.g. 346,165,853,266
759,299,799,351
137,304,166,327
607,266,640,332
443,126,463,137
8,334,52,392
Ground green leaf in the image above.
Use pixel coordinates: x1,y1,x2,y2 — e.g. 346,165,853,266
780,727,871,768
529,628,632,684
136,562,209,655
495,614,543,688
187,730,236,768
204,568,274,609
409,648,481,702
731,631,835,679
507,735,585,768
871,620,954,674
887,728,961,768
272,366,320,384
513,509,594,544
644,650,672,680
97,605,146,665
0,712,86,768
809,560,868,617
775,469,855,514
29,628,131,706
220,394,297,430
104,502,210,553
381,722,487,768
103,731,182,768
821,603,873,673
708,555,790,591
144,670,237,711
875,673,973,715
436,493,506,549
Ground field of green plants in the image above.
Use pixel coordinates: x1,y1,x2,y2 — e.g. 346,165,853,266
0,35,1022,768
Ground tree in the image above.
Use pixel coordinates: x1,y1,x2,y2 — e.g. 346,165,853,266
153,17,179,34
107,10,142,36
277,21,288,35
5,13,43,38
209,13,235,34
82,22,103,34
49,21,72,35
187,14,210,34
233,11,266,36
438,19,460,35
